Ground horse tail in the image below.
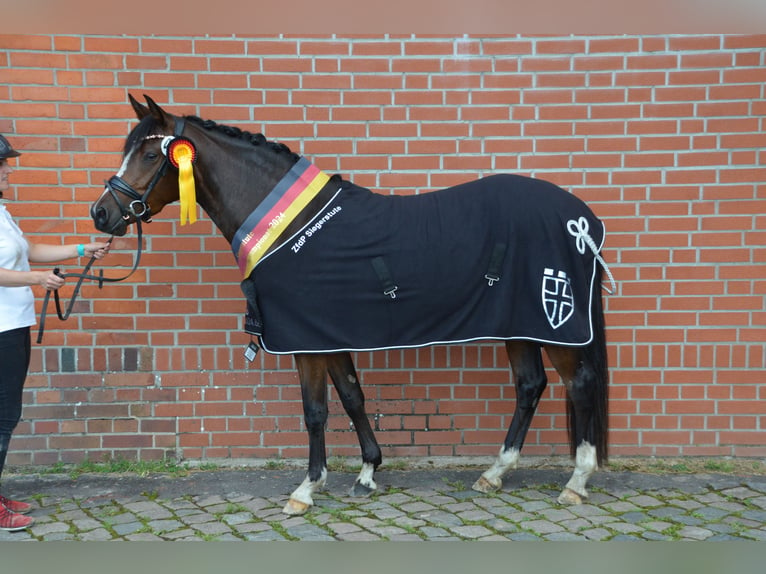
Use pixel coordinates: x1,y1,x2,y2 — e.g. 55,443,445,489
567,266,609,465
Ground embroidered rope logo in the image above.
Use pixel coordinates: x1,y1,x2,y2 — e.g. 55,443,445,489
567,216,616,294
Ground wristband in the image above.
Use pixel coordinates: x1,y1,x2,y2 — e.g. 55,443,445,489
77,244,85,257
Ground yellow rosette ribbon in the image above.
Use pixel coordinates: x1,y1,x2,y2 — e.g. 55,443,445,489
168,139,197,225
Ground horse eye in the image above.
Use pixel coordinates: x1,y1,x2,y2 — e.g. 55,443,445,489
144,151,159,162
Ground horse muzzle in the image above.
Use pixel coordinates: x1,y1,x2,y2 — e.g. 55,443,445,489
91,175,154,235
91,200,129,236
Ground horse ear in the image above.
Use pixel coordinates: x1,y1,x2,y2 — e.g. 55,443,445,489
143,95,172,128
129,93,150,119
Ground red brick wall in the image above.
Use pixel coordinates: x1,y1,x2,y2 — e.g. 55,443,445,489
1,34,764,467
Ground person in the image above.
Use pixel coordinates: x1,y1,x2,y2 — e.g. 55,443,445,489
0,133,110,532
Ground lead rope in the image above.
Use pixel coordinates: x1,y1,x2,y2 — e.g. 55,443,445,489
566,217,617,295
36,219,145,344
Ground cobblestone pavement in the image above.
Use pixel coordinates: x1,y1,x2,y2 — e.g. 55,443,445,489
2,467,766,541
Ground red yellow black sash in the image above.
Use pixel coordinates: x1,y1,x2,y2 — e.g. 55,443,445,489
232,157,329,278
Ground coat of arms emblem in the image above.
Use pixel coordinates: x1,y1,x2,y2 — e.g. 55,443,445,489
542,268,574,329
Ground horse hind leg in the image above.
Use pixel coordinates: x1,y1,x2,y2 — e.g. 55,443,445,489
545,345,609,505
473,341,547,493
283,354,330,516
327,353,382,497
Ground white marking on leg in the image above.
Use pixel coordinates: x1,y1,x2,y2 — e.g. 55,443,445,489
289,467,327,506
481,446,520,488
356,462,377,491
564,442,597,498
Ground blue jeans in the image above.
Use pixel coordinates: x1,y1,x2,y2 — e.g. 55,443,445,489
0,327,31,479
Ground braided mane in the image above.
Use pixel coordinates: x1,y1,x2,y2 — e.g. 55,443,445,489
186,115,300,161
125,112,301,164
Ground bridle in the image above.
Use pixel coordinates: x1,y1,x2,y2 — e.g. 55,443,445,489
36,118,187,343
104,117,187,224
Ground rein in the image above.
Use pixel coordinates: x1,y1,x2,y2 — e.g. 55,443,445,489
36,219,145,344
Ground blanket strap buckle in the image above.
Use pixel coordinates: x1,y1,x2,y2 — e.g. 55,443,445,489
484,242,507,287
371,256,399,299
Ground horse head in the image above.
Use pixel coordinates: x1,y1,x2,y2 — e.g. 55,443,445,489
91,94,195,236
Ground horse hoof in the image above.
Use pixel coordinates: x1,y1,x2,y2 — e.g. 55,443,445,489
282,498,311,516
350,481,375,498
472,476,501,494
557,488,584,505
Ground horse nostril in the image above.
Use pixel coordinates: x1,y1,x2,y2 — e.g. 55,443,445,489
92,205,108,228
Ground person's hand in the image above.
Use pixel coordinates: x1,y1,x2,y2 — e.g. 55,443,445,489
38,270,65,291
83,242,111,260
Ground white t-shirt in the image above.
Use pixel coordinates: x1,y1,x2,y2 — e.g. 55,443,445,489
0,202,36,332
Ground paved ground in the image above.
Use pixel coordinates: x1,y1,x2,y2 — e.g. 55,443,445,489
2,465,766,542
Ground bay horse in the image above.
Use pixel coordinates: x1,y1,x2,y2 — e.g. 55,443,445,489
90,95,611,516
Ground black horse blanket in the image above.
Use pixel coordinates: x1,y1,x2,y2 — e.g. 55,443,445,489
241,173,606,354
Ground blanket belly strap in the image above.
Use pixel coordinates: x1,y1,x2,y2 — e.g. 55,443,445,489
371,256,399,299
484,242,507,287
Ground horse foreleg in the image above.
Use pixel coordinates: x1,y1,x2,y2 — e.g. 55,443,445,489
284,354,329,516
473,341,547,494
328,353,382,497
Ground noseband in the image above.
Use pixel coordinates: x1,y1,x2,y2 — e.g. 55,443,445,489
104,117,187,223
